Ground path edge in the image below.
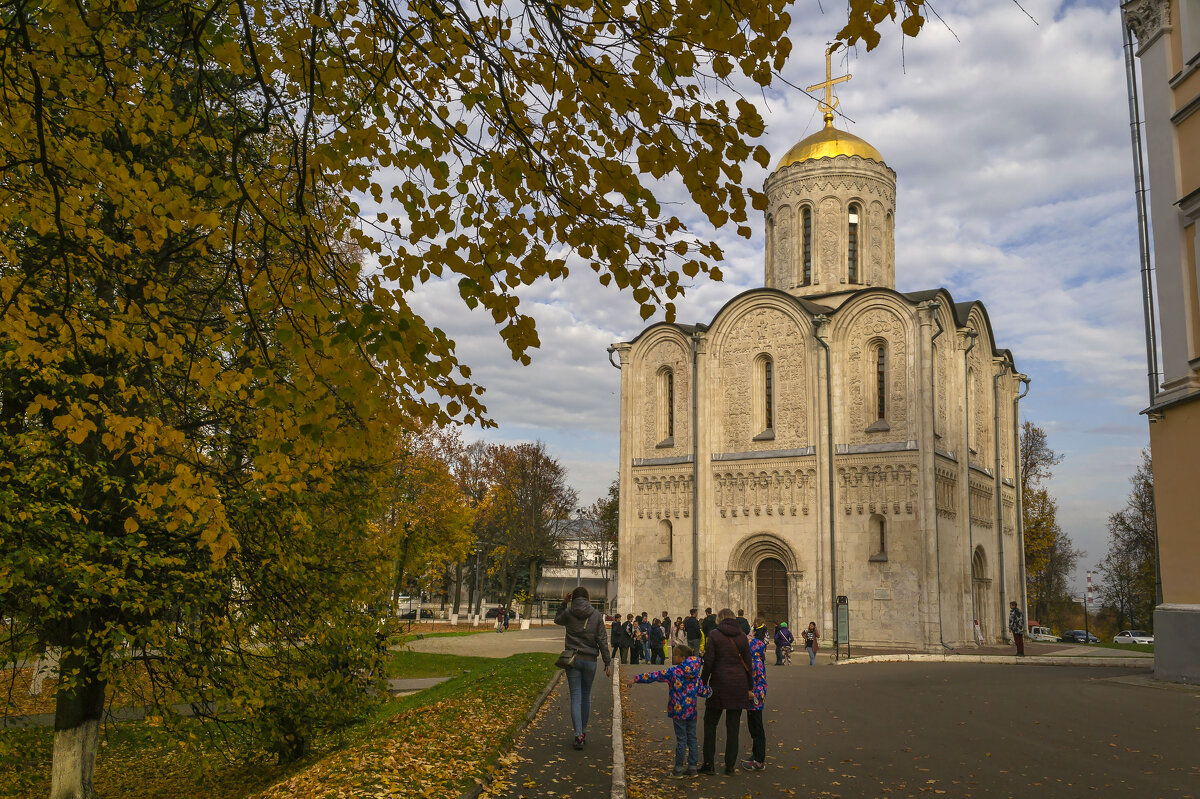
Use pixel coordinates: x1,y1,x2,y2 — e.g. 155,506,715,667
835,653,1151,668
610,661,626,799
457,667,563,799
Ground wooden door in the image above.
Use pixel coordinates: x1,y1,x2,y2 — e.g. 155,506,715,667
755,557,790,625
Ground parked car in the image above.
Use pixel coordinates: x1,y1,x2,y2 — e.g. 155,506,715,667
484,608,518,620
398,608,431,620
1029,626,1058,642
1059,630,1099,644
1113,630,1154,645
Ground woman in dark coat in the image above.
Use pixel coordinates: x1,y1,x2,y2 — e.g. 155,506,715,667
699,608,753,775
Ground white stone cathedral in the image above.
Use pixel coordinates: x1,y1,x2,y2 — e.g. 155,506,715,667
611,83,1028,650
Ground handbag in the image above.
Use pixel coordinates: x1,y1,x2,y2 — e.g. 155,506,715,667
556,648,578,669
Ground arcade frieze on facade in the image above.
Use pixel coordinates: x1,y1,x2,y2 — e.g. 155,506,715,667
968,474,994,528
713,464,817,518
935,460,957,519
836,458,918,516
632,469,693,520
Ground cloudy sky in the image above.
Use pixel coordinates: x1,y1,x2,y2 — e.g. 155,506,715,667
407,0,1150,594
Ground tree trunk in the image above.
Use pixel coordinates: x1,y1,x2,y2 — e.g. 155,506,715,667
50,652,106,799
528,556,542,611
453,562,463,614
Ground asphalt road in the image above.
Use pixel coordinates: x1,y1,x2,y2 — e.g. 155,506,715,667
622,661,1200,798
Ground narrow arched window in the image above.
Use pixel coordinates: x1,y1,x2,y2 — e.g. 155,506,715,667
848,203,861,283
801,207,813,286
869,514,887,561
658,519,673,561
875,343,887,421
657,367,674,445
753,354,775,439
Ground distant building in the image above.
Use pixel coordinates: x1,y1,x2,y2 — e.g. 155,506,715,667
539,518,616,605
1123,0,1200,683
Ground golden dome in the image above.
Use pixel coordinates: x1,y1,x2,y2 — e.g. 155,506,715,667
776,113,884,168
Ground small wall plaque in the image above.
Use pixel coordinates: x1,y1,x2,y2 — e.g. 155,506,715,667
873,588,892,600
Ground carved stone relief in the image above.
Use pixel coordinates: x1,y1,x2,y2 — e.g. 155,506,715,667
845,308,909,444
967,347,989,469
837,459,918,516
718,307,808,451
935,462,957,519
1122,0,1170,47
770,174,896,207
713,462,817,518
641,339,689,458
633,469,694,519
818,197,841,283
1001,486,1016,535
935,342,948,436
869,200,885,286
775,205,794,289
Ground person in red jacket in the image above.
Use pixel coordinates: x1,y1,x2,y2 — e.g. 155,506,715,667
698,608,753,776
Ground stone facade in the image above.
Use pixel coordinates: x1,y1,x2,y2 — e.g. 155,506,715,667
613,127,1027,651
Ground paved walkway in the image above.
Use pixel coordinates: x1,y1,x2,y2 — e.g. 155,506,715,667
621,660,1200,798
405,628,565,659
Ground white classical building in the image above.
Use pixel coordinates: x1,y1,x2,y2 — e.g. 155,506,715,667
611,105,1029,650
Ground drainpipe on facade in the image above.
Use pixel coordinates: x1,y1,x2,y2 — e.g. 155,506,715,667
962,329,979,645
813,316,837,634
607,345,623,614
1121,12,1160,405
1013,374,1031,627
690,330,702,610
929,305,953,651
993,360,1012,642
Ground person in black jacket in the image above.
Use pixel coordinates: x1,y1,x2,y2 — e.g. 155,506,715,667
611,616,624,663
621,614,640,664
684,608,702,653
699,608,753,775
736,609,751,635
701,608,717,639
648,617,667,664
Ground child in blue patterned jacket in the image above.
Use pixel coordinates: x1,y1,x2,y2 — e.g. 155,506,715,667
633,644,708,777
743,619,769,770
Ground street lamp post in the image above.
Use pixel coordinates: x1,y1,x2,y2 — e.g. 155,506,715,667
575,509,585,588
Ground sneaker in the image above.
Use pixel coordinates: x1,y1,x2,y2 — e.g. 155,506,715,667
724,767,740,775
671,770,686,779
744,759,766,770
572,734,585,750
697,764,715,775
686,767,698,777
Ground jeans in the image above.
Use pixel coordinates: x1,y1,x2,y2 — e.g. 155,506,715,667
687,638,702,656
642,640,652,661
807,646,816,666
702,706,742,771
672,717,699,771
565,657,599,737
747,709,765,762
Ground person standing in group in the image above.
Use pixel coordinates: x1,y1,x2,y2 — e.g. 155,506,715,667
632,644,706,778
701,607,717,640
495,604,505,633
622,614,641,665
699,608,753,776
648,616,667,665
554,587,613,750
742,621,768,771
774,621,794,666
735,609,751,636
611,615,624,664
1009,601,1026,657
672,617,689,649
639,613,652,662
802,621,819,666
684,609,702,653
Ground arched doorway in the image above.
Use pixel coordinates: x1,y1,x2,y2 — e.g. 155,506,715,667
972,547,991,642
756,558,789,625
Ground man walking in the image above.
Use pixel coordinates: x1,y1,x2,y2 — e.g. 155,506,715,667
1009,601,1025,657
735,609,751,635
701,607,717,639
684,608,702,654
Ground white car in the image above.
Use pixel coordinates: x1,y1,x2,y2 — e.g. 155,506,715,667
1113,630,1154,645
1029,626,1058,642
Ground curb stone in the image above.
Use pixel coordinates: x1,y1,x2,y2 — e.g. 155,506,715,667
610,662,625,799
835,653,1151,668
457,668,563,799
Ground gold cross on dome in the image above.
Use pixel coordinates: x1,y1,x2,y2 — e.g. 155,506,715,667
806,44,851,115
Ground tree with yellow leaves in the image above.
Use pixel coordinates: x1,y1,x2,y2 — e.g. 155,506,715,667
0,0,930,794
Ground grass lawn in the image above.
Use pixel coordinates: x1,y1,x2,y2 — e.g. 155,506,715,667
1092,641,1155,655
0,651,556,799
